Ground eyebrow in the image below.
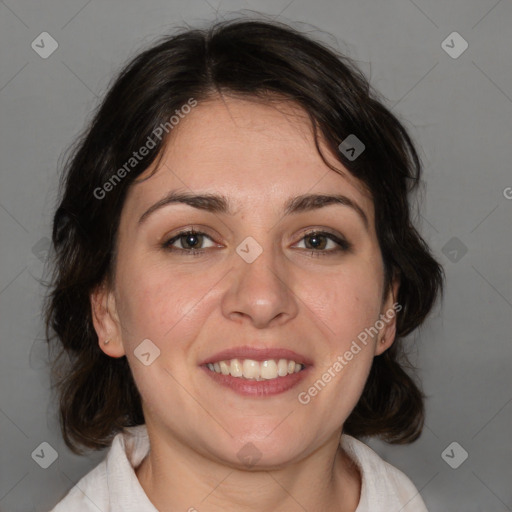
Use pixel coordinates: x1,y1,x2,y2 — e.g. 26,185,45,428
138,191,369,230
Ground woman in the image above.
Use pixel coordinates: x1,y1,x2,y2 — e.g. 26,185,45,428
46,18,443,511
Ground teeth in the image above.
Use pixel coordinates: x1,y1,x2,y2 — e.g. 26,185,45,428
277,359,288,377
219,361,230,375
261,360,277,379
231,359,243,377
242,359,259,379
206,358,304,380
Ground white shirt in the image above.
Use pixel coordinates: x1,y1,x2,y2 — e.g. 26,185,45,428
50,425,429,511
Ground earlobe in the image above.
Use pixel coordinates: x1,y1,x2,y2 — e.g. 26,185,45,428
90,283,126,358
374,272,400,356
375,323,396,356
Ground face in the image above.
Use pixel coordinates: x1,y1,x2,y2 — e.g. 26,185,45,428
92,96,398,468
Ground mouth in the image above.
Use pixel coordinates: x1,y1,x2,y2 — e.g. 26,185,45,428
199,346,312,396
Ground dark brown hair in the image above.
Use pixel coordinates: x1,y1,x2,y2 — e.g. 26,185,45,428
46,18,443,453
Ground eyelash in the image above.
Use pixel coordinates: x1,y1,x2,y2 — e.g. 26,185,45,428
161,229,351,257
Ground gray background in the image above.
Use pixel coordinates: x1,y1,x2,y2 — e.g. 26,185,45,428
0,0,511,511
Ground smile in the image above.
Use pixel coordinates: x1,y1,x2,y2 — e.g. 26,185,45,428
206,358,304,381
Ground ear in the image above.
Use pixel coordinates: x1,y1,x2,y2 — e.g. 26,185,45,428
374,271,400,357
90,282,126,358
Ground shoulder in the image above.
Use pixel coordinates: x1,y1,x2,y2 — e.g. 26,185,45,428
49,425,154,512
49,459,108,511
341,434,429,512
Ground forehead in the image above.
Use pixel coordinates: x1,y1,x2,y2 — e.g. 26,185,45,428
126,96,373,221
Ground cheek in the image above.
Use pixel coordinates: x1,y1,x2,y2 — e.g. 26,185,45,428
297,263,383,346
295,267,381,418
115,264,215,403
115,260,217,349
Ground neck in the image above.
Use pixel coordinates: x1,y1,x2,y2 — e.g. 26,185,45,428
135,425,361,512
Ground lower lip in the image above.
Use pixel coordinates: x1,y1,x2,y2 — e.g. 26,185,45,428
200,365,311,397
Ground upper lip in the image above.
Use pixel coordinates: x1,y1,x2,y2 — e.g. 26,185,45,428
199,346,313,366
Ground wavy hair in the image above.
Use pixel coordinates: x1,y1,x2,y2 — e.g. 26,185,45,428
45,18,444,453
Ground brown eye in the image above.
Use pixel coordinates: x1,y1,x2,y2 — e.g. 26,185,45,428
304,233,329,250
162,230,216,253
295,231,351,255
178,232,203,249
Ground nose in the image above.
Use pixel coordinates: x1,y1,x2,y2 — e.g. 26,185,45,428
221,242,299,329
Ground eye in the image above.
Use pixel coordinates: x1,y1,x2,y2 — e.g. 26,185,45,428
294,230,351,256
161,228,351,257
162,229,217,254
